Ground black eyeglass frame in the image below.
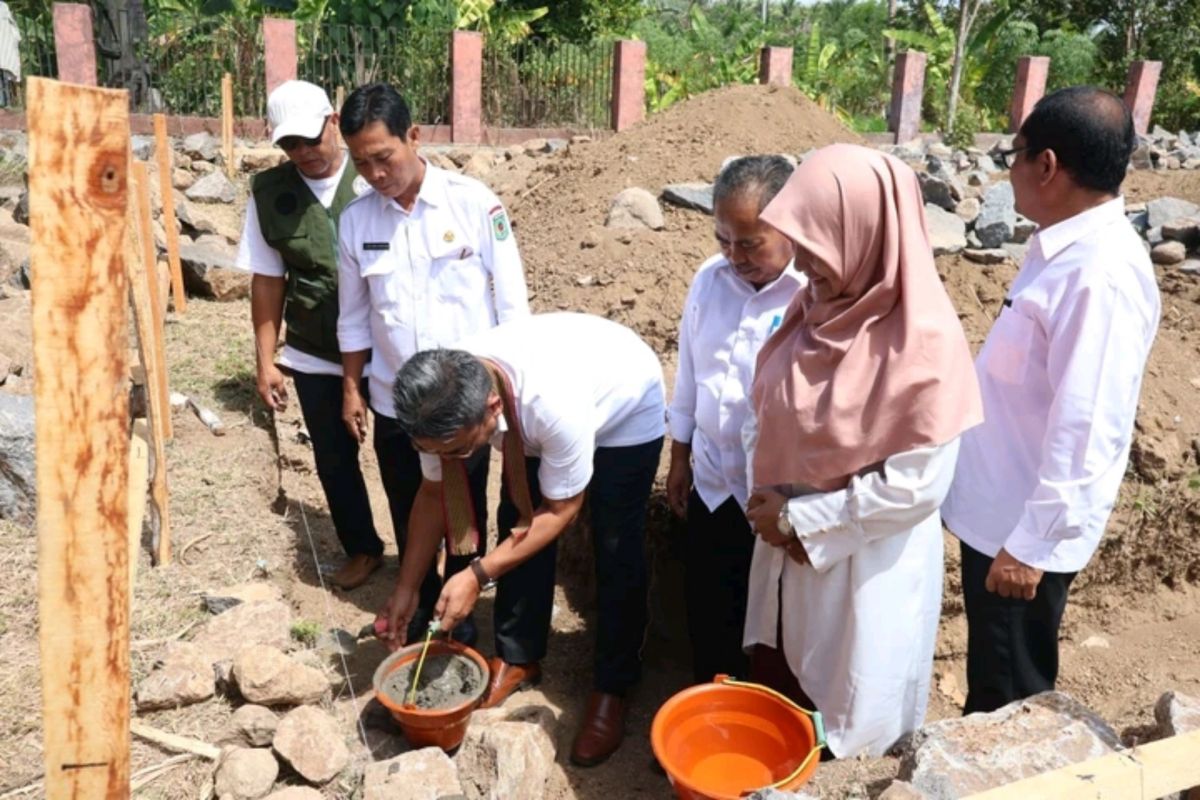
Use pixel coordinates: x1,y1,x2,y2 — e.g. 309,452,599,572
995,145,1030,169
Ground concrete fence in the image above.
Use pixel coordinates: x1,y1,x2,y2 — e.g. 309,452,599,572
19,3,1169,144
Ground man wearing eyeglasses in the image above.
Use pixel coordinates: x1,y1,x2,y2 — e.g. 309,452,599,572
335,83,531,646
943,86,1161,714
237,80,383,591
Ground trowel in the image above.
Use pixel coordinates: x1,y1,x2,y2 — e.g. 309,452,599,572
318,618,389,657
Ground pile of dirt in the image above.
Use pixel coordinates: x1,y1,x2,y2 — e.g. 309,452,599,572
505,84,863,352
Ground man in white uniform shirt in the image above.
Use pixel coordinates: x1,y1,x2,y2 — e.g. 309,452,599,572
238,81,381,591
336,83,530,644
666,155,803,683
943,87,1160,713
376,313,665,768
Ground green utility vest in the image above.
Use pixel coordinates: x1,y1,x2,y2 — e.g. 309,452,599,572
251,160,361,363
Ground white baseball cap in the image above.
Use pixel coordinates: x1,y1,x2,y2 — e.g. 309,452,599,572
267,80,334,144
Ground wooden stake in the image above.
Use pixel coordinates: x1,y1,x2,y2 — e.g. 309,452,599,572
129,722,221,761
128,420,149,594
965,728,1200,799
28,75,132,800
221,73,235,179
153,113,187,314
129,162,173,565
335,85,345,146
133,160,173,441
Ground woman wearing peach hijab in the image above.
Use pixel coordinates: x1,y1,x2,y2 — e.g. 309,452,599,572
742,144,983,758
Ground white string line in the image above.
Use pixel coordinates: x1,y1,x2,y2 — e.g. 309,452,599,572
295,495,372,756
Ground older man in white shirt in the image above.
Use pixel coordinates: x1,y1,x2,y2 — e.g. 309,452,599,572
943,86,1160,714
336,83,530,644
666,155,803,683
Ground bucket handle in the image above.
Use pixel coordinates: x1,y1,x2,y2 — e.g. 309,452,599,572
715,676,827,795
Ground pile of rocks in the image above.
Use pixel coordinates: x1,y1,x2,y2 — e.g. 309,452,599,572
751,689,1200,800
1133,126,1200,171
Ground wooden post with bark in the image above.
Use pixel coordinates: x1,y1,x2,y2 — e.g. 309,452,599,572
28,75,132,799
153,113,187,314
129,161,173,566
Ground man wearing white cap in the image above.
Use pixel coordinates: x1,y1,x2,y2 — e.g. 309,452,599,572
236,79,382,590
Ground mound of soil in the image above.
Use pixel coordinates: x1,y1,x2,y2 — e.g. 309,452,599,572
504,83,863,352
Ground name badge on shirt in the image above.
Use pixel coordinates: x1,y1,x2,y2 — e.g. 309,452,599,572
363,242,390,251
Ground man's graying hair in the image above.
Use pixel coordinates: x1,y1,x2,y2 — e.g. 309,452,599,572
393,349,493,440
713,155,795,212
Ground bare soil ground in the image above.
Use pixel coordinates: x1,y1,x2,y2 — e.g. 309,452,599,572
1,85,1199,799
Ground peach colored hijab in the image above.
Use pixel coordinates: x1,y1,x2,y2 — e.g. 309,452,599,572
751,144,982,492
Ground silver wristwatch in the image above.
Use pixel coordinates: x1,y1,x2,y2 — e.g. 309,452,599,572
776,504,793,537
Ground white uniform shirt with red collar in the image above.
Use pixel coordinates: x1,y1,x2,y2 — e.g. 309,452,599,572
943,196,1160,573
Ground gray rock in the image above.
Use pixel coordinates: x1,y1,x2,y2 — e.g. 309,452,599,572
975,182,1016,248
964,170,989,187
203,582,284,615
1167,157,1182,170
925,204,967,256
365,748,462,800
964,248,1010,265
1131,144,1153,170
954,197,981,224
1155,691,1200,736
1147,226,1165,245
221,704,279,748
192,158,216,174
974,154,998,174
186,170,237,204
462,151,495,180
1185,158,1200,170
136,642,216,711
315,628,357,657
273,706,350,784
878,782,929,799
7,258,29,291
1128,210,1150,233
1151,240,1187,265
1147,197,1200,229
455,705,565,800
233,645,330,707
898,692,1120,798
1011,217,1037,244
1161,216,1200,247
173,168,195,191
746,789,819,800
1179,259,1200,275
131,134,155,161
606,188,664,231
927,143,953,159
521,138,549,156
179,240,249,302
214,747,279,800
239,148,286,172
661,183,714,215
0,394,35,523
182,131,221,161
918,170,961,212
190,601,293,666
546,138,568,154
12,189,27,226
1003,243,1031,265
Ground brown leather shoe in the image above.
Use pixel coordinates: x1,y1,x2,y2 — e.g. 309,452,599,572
481,657,542,709
329,554,382,590
570,691,626,767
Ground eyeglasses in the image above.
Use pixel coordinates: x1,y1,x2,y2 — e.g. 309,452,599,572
277,117,329,151
996,146,1029,170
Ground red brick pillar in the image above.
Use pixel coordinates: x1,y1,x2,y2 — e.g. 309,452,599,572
451,31,483,143
52,3,97,86
759,46,793,87
888,50,926,145
263,18,297,98
611,40,646,132
1009,55,1049,133
1124,60,1163,136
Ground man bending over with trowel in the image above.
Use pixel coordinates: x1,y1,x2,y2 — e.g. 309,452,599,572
377,312,665,768
238,80,381,591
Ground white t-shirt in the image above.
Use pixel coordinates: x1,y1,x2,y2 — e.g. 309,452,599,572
236,158,350,377
417,313,665,500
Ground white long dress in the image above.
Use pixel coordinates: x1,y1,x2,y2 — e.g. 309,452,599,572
742,431,960,758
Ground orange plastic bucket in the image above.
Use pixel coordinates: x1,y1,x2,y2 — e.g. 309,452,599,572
372,640,491,751
651,676,824,800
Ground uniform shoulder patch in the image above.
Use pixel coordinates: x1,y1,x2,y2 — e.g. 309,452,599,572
489,204,510,242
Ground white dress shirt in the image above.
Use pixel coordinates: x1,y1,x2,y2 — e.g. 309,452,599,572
418,313,666,500
743,410,960,757
668,254,804,510
943,197,1160,573
337,162,530,417
236,158,352,377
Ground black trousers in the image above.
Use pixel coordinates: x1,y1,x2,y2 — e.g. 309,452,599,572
960,540,1077,714
495,437,663,695
291,372,381,558
372,410,488,636
684,491,755,683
